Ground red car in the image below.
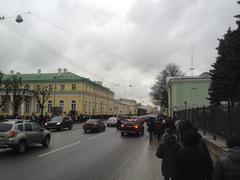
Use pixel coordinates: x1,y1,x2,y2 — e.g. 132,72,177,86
120,119,144,136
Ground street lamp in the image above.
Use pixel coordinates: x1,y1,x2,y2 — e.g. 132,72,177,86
0,14,24,23
184,101,187,120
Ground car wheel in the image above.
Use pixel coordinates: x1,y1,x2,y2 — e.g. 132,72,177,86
15,140,27,153
121,132,125,136
69,124,73,130
103,127,106,131
42,136,50,147
59,125,64,131
84,129,88,133
107,124,109,127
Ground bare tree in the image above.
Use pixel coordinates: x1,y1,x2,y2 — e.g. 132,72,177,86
0,72,9,108
5,74,29,117
33,85,52,121
150,63,184,108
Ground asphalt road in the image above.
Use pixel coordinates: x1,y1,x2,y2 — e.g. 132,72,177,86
0,123,162,180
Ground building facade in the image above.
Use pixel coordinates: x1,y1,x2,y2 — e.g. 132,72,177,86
167,73,211,116
114,98,137,115
0,69,115,116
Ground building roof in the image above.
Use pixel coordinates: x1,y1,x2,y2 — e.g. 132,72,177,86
167,72,211,84
3,71,114,94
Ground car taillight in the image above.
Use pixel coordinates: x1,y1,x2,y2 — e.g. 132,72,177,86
121,124,125,128
8,131,17,138
133,125,139,129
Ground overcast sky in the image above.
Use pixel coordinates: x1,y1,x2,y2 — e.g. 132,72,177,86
0,0,239,104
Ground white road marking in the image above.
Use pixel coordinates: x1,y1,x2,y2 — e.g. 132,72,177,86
38,140,82,157
88,133,106,140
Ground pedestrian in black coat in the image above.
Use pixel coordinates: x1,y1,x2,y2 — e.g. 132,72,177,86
212,136,240,180
156,128,182,180
174,130,213,180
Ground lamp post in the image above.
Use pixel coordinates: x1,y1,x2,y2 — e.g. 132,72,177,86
184,101,187,120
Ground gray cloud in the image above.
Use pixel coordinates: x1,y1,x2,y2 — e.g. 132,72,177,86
0,0,239,102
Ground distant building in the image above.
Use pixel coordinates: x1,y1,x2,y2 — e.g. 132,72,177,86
167,72,211,116
0,69,115,116
114,98,137,115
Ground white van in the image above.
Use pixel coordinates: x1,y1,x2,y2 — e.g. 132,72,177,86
106,117,118,127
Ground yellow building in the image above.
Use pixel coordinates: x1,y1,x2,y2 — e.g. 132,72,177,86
0,69,115,116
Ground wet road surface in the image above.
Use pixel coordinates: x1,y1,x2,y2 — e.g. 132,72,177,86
0,123,162,180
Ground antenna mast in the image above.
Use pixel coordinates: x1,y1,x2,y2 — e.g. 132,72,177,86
189,54,195,76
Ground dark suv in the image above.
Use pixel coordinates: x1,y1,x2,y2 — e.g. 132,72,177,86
120,119,144,136
82,119,106,133
45,116,73,131
0,120,51,153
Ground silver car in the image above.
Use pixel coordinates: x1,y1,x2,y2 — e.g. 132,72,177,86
0,120,51,153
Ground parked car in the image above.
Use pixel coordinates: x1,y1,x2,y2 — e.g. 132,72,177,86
82,119,106,133
120,119,144,136
45,116,73,131
0,120,51,153
106,117,118,127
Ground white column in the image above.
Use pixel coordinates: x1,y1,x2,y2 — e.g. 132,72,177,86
21,102,25,116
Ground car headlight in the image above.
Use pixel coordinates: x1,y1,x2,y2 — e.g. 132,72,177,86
57,122,61,125
45,123,48,126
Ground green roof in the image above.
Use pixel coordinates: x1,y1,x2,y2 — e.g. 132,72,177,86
2,72,114,93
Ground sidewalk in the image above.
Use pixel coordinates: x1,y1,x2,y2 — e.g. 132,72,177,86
119,138,163,180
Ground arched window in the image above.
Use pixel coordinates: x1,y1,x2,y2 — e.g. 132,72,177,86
25,100,30,113
48,100,52,113
71,100,76,111
60,100,64,110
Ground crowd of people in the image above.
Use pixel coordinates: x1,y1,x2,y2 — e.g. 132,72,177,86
149,115,240,180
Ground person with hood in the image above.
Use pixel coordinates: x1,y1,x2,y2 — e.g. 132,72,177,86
147,117,156,141
156,128,182,180
212,136,240,180
174,130,213,180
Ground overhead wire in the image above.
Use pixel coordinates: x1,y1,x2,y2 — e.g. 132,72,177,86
14,0,130,89
1,21,107,82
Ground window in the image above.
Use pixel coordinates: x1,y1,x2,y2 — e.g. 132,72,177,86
60,100,64,110
36,102,40,113
32,123,41,131
71,100,76,111
72,84,76,90
60,84,65,91
48,101,52,113
25,124,32,131
25,101,30,113
25,84,30,90
17,124,24,131
0,124,12,132
49,84,53,91
36,85,40,90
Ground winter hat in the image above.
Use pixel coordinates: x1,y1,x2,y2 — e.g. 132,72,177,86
182,130,201,147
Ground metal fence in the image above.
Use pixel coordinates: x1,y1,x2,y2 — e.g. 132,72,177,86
175,105,240,139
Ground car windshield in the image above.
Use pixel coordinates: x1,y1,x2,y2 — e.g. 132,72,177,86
86,119,98,123
50,116,63,122
108,117,116,121
0,123,13,132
